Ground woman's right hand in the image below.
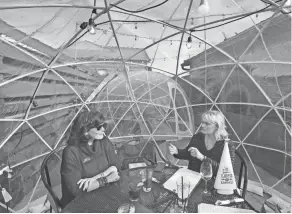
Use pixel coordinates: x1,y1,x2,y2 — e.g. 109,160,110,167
106,171,120,183
169,143,178,155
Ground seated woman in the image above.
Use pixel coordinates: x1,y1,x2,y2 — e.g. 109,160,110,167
169,110,235,176
60,110,121,208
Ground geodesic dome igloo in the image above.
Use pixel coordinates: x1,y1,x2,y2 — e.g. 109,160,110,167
0,0,291,212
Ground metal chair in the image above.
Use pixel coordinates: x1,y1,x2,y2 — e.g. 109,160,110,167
41,145,66,213
234,149,248,199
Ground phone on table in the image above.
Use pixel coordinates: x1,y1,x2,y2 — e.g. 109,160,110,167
154,162,166,172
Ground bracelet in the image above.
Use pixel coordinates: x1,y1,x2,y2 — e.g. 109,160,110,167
97,177,107,187
103,177,108,185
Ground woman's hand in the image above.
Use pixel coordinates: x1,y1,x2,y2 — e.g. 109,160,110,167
77,177,97,191
169,143,178,155
188,147,205,160
105,171,120,183
77,166,119,191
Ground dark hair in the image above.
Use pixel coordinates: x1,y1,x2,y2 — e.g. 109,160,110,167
68,110,107,145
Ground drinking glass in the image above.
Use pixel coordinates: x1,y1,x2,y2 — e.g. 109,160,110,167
128,182,142,202
143,168,153,192
200,160,213,196
176,180,190,208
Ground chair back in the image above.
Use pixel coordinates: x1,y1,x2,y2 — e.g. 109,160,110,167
41,145,66,213
234,149,248,199
115,138,178,170
116,139,156,170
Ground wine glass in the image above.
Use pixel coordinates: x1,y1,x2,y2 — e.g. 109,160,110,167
200,160,213,196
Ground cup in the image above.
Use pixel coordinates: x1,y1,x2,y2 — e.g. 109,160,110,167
140,169,147,182
176,180,190,207
143,168,153,192
128,182,142,202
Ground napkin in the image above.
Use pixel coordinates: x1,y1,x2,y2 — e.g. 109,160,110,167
198,203,256,213
163,168,201,193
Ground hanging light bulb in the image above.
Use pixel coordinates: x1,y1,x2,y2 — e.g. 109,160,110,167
284,0,291,7
199,42,201,47
170,40,172,45
186,35,192,49
198,0,210,15
89,26,96,35
135,35,137,41
88,18,96,35
222,32,227,41
135,23,138,29
190,18,195,28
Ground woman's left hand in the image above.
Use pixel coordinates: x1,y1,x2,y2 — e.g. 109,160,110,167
77,177,96,191
188,147,204,160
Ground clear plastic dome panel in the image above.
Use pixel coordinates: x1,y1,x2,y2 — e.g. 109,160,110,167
0,0,290,211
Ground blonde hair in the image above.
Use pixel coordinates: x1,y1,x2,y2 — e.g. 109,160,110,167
201,110,229,141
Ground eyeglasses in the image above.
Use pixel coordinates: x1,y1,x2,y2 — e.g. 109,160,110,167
96,124,104,131
87,121,106,131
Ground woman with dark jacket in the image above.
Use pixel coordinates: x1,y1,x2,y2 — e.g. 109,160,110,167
60,110,120,208
169,110,235,176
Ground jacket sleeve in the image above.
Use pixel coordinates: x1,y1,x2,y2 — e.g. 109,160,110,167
104,138,121,171
205,141,236,176
60,146,83,197
173,135,197,160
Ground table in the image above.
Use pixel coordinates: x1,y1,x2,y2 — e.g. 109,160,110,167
62,167,256,213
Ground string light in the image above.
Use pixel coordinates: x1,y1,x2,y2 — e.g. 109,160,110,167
198,0,210,15
186,34,192,49
95,27,201,44
191,18,195,28
88,18,96,35
284,0,291,7
32,100,38,108
222,32,227,41
80,22,88,30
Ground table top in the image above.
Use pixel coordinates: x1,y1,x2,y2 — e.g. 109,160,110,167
62,166,256,213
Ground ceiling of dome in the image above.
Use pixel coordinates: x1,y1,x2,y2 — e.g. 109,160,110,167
0,0,290,211
0,0,288,74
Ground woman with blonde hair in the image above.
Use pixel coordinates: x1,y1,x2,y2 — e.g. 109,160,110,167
169,110,235,175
